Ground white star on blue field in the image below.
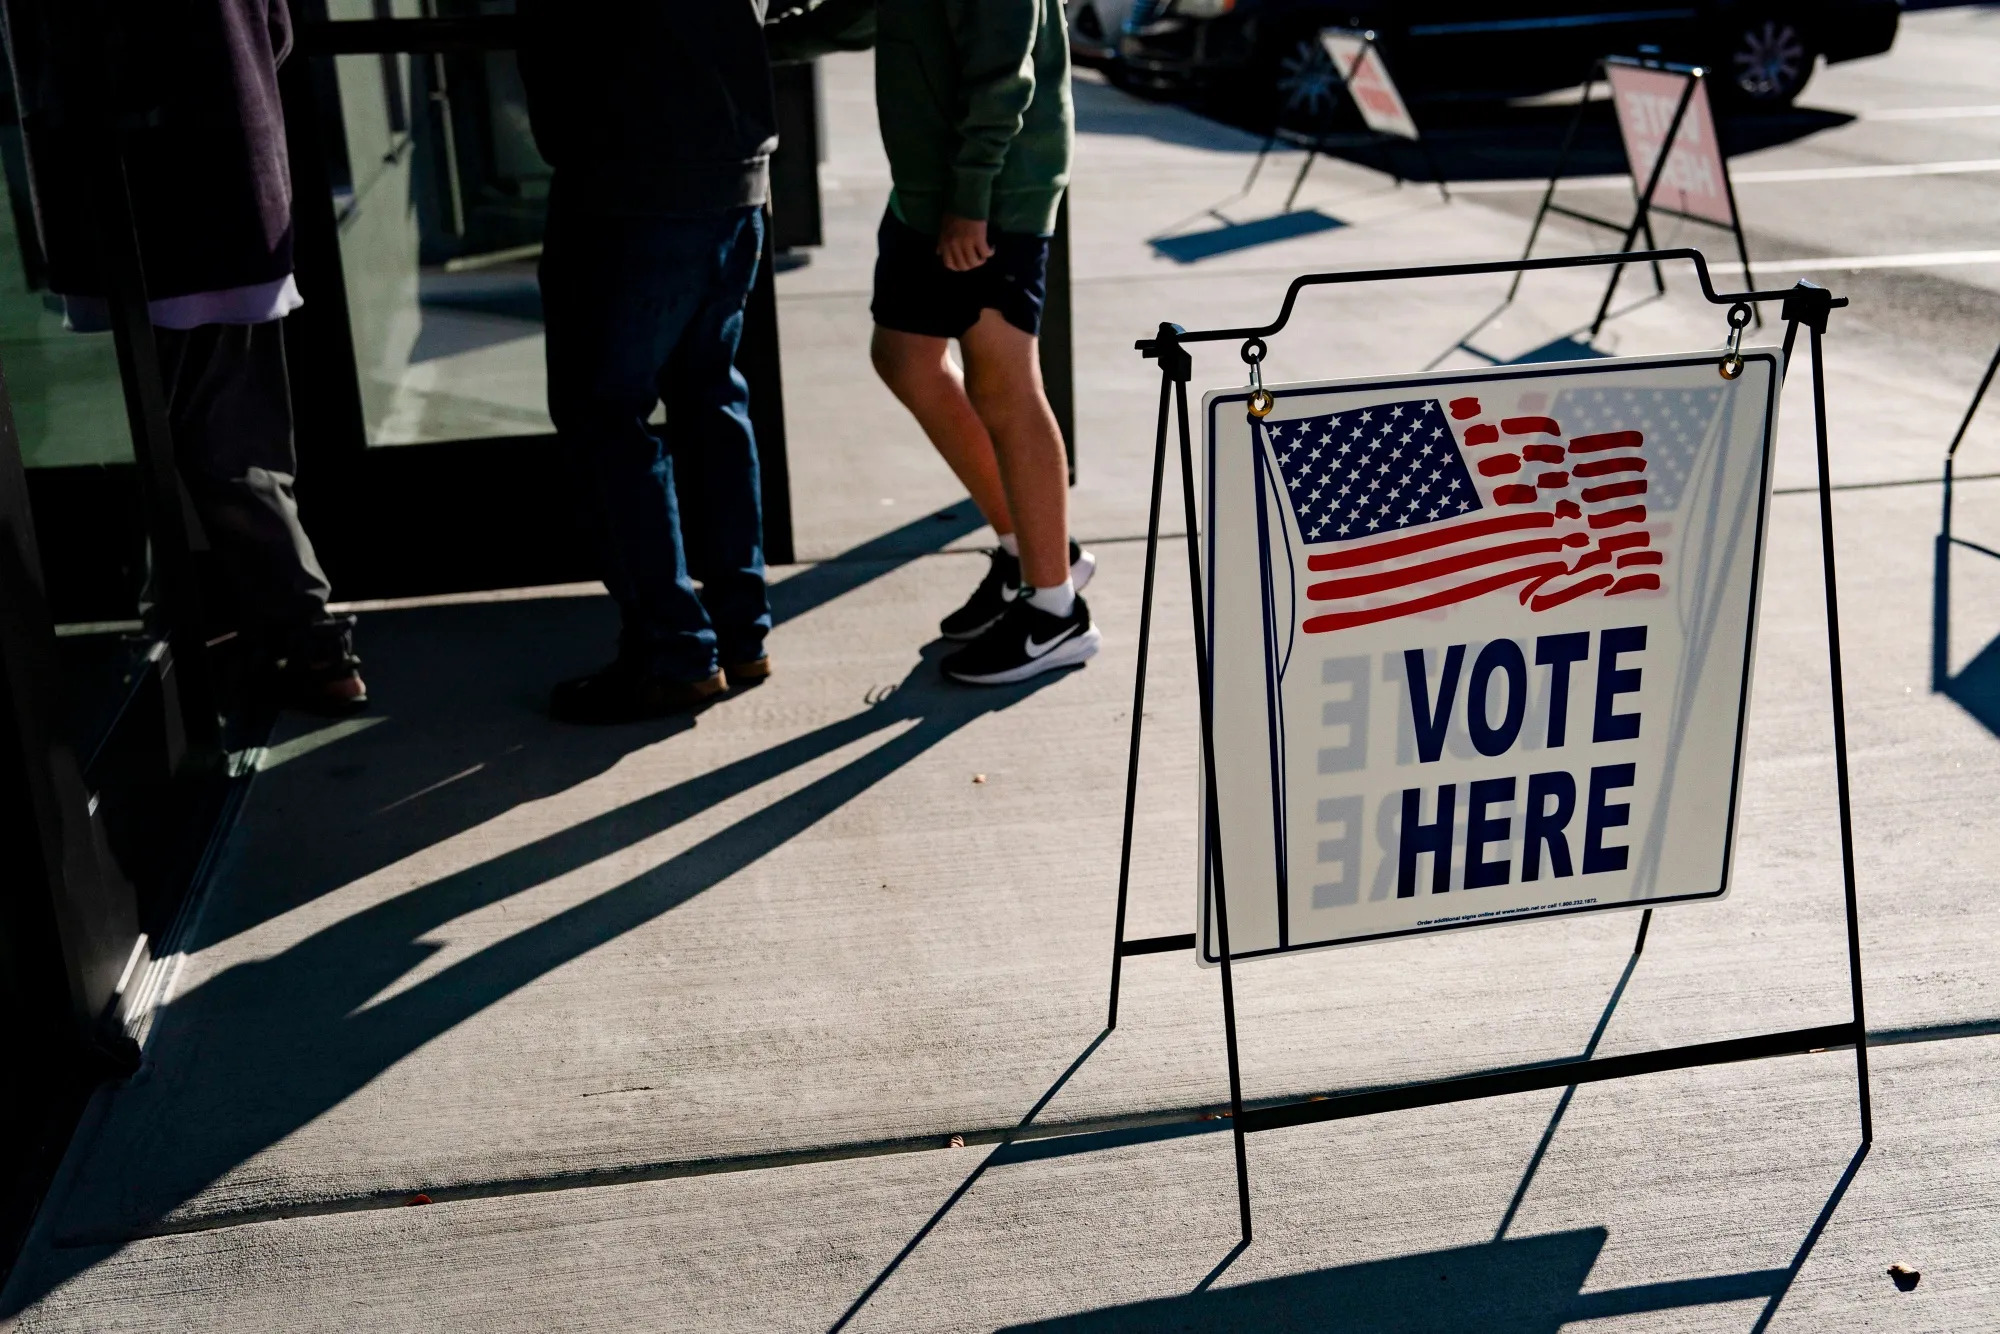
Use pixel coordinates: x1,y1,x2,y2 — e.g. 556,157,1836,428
1551,385,1724,512
1262,399,1483,545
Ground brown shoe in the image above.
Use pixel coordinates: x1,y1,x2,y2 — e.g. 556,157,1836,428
273,616,369,716
723,655,771,690
550,661,727,724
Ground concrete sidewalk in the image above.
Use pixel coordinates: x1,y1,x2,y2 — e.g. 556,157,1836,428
6,48,2000,1332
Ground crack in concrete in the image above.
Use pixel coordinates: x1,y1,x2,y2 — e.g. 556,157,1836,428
54,1016,1995,1248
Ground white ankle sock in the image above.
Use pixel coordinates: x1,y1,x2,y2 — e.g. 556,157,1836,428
997,532,1020,558
1027,579,1076,618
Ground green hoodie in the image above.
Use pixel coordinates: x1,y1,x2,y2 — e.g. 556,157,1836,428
770,0,1072,238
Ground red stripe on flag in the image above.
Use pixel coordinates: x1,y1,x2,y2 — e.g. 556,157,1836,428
1495,485,1538,505
1570,431,1643,454
1462,423,1499,446
1503,416,1559,435
1572,456,1645,478
1450,398,1482,420
1555,500,1582,519
1478,454,1522,476
1608,573,1662,595
1305,533,1588,600
1617,551,1664,567
1305,511,1555,570
1587,505,1647,528
1530,572,1615,611
1302,561,1569,634
1570,531,1652,574
1522,444,1566,463
1580,479,1648,503
1536,471,1570,488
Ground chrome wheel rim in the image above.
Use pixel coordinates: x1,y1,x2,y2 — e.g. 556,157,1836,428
1732,19,1807,100
1275,37,1340,122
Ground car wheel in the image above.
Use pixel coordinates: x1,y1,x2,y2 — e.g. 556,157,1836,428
1266,29,1346,132
1722,15,1816,106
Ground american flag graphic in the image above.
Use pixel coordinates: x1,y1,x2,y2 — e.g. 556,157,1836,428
1260,386,1720,636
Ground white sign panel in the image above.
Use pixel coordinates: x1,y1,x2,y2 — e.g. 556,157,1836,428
1199,351,1781,963
1606,64,1735,228
1321,31,1420,141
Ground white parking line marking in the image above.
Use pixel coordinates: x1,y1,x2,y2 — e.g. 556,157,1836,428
1731,158,2000,183
1863,105,2000,121
1711,250,2000,274
1455,158,2000,194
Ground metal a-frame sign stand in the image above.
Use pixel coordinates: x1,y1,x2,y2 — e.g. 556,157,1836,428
1104,249,1873,1244
1243,29,1451,214
1934,335,2000,690
1513,56,1759,340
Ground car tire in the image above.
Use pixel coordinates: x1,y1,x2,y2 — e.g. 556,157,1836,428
1258,26,1352,133
1716,12,1817,108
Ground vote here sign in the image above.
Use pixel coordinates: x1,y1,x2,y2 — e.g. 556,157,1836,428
1321,31,1420,141
1607,63,1735,228
1199,351,1781,963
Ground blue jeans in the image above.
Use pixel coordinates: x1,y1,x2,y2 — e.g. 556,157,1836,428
542,196,771,682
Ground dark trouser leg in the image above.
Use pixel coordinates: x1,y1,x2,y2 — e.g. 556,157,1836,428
155,321,333,635
662,208,770,665
542,195,735,682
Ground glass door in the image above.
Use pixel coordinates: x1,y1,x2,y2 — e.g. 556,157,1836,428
282,2,797,600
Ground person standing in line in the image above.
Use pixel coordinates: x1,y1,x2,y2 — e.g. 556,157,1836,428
865,0,1098,685
518,1,792,723
8,0,366,714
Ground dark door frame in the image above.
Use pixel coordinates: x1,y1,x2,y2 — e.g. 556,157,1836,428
280,13,800,601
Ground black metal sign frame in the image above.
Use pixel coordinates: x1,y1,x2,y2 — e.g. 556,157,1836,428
1105,250,1872,1244
1514,57,1759,339
1244,29,1451,215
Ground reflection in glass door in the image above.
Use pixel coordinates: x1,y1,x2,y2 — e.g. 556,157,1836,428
320,0,553,447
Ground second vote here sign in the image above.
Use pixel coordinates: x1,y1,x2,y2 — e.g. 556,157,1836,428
1199,351,1781,962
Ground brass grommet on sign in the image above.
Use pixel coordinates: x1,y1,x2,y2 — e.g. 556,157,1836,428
1718,354,1744,380
1245,352,1273,417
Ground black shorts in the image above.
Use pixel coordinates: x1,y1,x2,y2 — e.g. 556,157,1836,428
870,208,1050,339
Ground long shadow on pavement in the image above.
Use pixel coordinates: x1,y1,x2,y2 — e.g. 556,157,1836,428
189,498,987,952
1,507,1018,1313
998,1142,1868,1332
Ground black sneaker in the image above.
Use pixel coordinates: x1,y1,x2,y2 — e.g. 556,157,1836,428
939,541,1098,641
941,591,1101,685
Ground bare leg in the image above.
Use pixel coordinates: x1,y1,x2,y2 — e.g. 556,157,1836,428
870,327,1014,537
960,309,1070,589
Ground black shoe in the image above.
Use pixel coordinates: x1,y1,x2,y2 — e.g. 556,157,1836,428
939,541,1098,642
550,660,727,723
941,591,1101,685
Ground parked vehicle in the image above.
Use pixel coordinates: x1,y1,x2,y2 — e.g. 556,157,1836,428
1115,2,1901,127
1070,0,1137,67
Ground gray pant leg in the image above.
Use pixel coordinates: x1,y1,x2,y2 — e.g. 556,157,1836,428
154,320,332,631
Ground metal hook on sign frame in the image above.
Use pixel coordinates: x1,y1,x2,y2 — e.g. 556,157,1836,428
1244,337,1273,417
1719,301,1751,380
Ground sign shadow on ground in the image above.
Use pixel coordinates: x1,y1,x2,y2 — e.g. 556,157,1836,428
1002,1140,1868,1333
1150,210,1347,265
1932,530,2000,735
999,1229,1792,1333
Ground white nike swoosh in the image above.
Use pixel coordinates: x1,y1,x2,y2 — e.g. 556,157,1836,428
1023,625,1078,659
